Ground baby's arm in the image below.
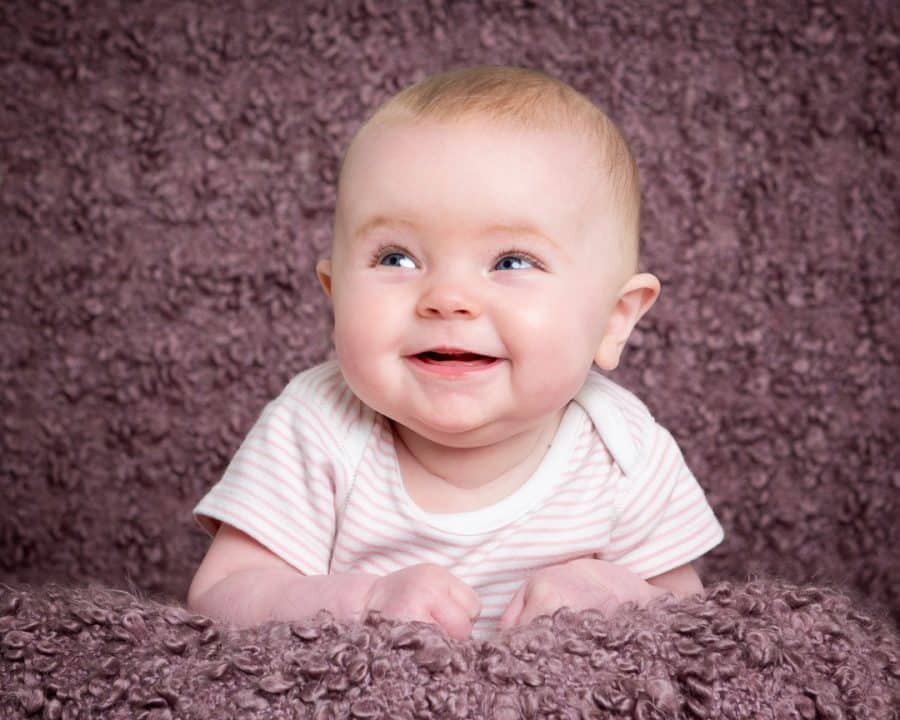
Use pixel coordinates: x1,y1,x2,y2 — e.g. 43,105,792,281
187,523,481,639
645,562,704,597
187,523,377,626
499,558,704,630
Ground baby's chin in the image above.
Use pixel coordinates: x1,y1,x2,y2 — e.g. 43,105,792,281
387,406,533,450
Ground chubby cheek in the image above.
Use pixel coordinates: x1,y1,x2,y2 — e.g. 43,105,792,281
333,318,366,389
331,281,404,403
504,294,596,401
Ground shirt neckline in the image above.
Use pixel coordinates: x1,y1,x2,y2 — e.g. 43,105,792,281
383,401,586,536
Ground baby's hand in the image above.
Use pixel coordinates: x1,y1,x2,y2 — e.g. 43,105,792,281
362,563,481,640
499,557,657,630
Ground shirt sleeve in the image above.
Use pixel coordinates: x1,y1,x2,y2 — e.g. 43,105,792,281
192,366,346,577
604,421,724,579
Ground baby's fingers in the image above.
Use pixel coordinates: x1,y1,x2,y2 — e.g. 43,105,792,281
448,577,481,622
514,581,563,627
430,598,475,641
498,584,526,630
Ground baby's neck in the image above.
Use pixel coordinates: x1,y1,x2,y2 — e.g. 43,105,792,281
390,407,565,511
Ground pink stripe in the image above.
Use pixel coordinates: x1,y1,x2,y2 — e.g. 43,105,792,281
464,555,579,583
357,454,393,480
332,509,420,552
213,478,333,542
247,423,331,473
217,467,334,536
610,478,706,549
623,428,683,510
477,591,525,605
334,518,434,559
345,553,399,576
239,438,324,479
616,438,679,525
197,495,329,573
349,398,364,432
451,553,592,582
340,524,447,559
482,519,615,542
260,403,334,454
344,472,614,537
622,516,720,572
337,389,357,429
229,448,334,493
312,365,341,399
349,480,618,518
609,499,713,558
362,433,615,510
273,396,343,450
336,483,462,549
615,433,672,518
637,525,723,579
310,370,353,431
360,447,396,476
646,491,712,536
336,385,359,429
342,504,610,552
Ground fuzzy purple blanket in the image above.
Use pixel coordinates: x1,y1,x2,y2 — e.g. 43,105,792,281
2,579,897,719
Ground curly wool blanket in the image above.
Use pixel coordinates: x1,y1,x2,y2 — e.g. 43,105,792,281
2,0,898,628
2,580,898,719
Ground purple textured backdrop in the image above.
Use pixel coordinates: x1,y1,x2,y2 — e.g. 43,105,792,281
0,1,897,624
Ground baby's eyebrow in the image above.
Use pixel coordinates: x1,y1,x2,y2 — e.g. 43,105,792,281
480,222,562,252
352,215,416,242
352,215,562,254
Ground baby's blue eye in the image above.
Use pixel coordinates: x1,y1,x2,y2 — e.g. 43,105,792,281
379,252,416,269
494,255,535,271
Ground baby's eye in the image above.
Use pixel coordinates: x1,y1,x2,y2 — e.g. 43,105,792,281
494,254,536,271
377,251,416,269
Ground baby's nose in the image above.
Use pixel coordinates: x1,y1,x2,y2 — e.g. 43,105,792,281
416,279,481,319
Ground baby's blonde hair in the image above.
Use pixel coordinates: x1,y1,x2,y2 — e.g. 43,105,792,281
339,65,641,265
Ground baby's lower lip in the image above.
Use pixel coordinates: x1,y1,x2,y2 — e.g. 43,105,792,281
406,353,502,378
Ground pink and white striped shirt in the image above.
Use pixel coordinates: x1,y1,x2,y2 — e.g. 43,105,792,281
193,360,724,639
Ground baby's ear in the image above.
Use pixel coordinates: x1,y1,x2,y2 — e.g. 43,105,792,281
316,258,333,297
594,273,660,371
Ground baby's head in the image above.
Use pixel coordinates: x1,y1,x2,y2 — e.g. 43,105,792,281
316,66,660,447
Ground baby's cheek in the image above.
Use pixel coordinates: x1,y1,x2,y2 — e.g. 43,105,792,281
333,332,387,417
523,302,589,363
519,310,594,397
332,308,375,379
332,291,404,412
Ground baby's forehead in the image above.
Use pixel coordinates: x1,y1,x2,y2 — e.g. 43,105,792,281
335,114,640,264
341,114,627,216
343,114,634,217
341,116,610,208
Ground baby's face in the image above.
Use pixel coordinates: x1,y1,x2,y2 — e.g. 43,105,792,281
321,117,636,448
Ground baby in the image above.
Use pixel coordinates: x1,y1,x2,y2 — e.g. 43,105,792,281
187,66,724,641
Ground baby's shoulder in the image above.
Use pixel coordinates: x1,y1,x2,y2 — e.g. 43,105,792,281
576,371,657,426
574,371,662,476
282,358,347,401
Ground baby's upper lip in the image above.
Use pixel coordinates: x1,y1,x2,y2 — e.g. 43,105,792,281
413,346,499,358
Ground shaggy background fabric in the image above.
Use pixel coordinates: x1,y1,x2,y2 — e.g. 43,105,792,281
2,580,899,719
1,1,899,718
0,0,898,661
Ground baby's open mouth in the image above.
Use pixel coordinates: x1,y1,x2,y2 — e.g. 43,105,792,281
410,349,502,369
407,349,502,375
416,351,494,362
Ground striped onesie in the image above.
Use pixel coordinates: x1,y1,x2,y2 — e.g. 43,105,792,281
193,360,724,639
